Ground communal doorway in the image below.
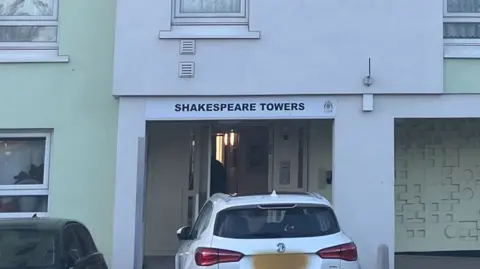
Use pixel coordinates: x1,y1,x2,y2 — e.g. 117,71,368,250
142,119,333,268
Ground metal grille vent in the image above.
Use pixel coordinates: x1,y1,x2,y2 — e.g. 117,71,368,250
178,62,195,78
180,40,196,55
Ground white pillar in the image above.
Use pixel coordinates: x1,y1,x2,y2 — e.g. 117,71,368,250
112,98,146,269
333,96,395,269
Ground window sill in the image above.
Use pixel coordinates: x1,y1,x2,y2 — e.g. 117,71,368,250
0,212,48,218
0,50,69,63
444,39,480,59
159,25,260,39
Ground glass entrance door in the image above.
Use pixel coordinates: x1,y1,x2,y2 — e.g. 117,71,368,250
183,124,212,225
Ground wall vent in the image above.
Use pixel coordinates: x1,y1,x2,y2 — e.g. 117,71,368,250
178,62,195,78
179,40,196,55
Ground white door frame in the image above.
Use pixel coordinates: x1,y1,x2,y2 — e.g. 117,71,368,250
183,127,199,227
180,123,213,225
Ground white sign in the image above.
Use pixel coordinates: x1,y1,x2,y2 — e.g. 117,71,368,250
145,96,336,120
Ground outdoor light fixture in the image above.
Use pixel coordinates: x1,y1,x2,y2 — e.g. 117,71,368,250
223,130,237,146
363,57,374,87
223,133,228,146
229,130,236,146
215,134,225,163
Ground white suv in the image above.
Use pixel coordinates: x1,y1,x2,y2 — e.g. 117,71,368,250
175,191,361,269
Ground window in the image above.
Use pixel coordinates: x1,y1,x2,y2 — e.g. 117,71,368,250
160,0,259,39
0,0,66,62
444,0,480,39
214,204,340,239
190,201,213,239
0,228,56,268
0,132,51,218
173,0,247,25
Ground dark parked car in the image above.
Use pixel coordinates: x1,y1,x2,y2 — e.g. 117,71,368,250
0,216,108,269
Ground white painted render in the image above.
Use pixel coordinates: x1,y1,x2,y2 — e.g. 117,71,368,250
112,94,480,269
112,0,444,96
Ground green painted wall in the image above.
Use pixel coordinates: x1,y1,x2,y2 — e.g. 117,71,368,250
0,0,117,263
445,59,480,93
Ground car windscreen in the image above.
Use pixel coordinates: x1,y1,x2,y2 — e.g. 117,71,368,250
0,228,56,268
214,204,340,239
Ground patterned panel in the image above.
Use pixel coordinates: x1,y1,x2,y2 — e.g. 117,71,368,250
395,119,480,252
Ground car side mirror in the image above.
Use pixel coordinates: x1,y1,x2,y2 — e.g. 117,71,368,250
176,226,191,241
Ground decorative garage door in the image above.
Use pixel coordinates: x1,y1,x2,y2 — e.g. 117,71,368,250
395,119,480,252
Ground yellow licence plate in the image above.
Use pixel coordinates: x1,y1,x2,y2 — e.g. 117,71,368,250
253,254,308,269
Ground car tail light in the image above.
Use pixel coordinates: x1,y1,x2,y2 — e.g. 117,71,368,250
317,242,357,261
195,247,244,266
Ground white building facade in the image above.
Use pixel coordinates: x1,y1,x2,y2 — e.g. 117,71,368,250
111,1,480,269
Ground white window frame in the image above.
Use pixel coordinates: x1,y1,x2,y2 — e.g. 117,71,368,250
443,0,480,58
0,132,51,218
444,0,480,18
0,0,67,63
172,0,248,25
0,0,59,49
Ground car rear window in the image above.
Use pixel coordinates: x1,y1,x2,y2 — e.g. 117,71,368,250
214,204,340,239
0,228,56,268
